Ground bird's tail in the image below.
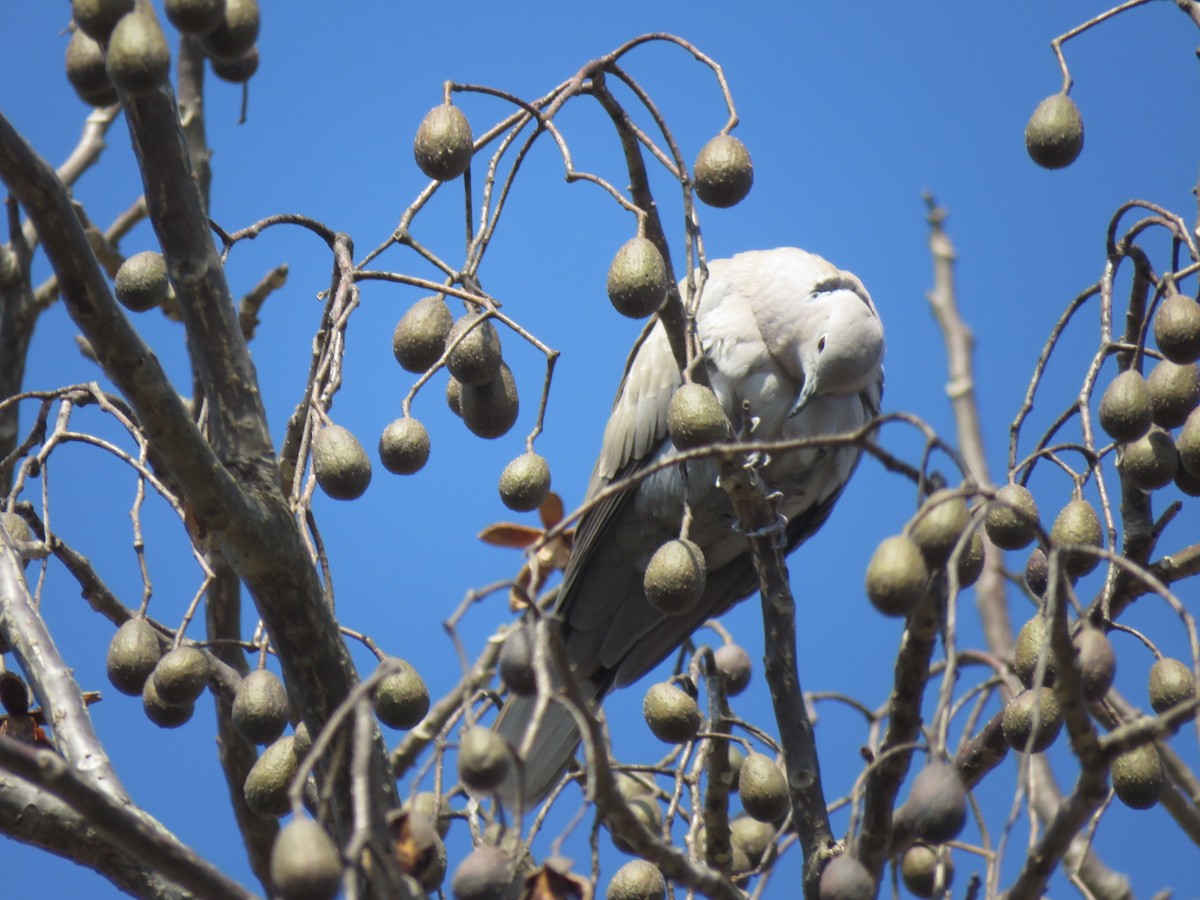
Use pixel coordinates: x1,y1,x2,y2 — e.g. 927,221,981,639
493,693,583,809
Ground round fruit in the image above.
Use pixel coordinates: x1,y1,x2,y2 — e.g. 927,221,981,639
414,104,474,181
312,424,372,500
446,315,503,386
107,617,162,696
730,816,775,867
0,511,32,545
609,795,663,853
461,363,519,439
199,0,260,61
642,682,702,744
373,658,430,730
606,237,669,319
270,818,341,900
106,13,171,97
900,844,954,899
399,812,447,891
393,295,453,373
1049,498,1103,578
738,753,789,823
1024,547,1049,598
232,669,289,745
458,727,511,793
66,30,118,107
446,377,463,417
1075,626,1116,701
498,624,536,695
956,529,985,588
1013,615,1056,688
1120,428,1178,492
1025,93,1084,170
210,46,259,84
407,791,452,838
606,859,665,900
693,134,754,208
817,854,874,900
165,0,226,35
150,645,209,705
667,383,732,450
452,844,512,900
864,534,929,617
498,452,551,512
142,676,195,728
984,483,1040,550
643,539,706,616
0,672,29,716
1111,743,1164,809
378,417,430,476
1155,290,1200,364
896,764,967,843
72,0,134,40
1002,687,1063,753
1148,359,1200,428
1175,457,1200,496
244,735,298,818
115,251,169,313
1178,408,1200,476
1098,370,1153,443
1148,657,1196,713
714,644,752,696
293,722,312,759
909,489,970,565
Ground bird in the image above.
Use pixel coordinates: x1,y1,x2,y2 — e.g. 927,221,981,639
496,247,885,805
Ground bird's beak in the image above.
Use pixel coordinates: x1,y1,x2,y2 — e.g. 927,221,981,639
788,379,817,418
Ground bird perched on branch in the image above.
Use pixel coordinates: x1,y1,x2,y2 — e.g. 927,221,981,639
497,247,885,804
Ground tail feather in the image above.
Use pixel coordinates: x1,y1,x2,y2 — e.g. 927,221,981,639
494,694,583,808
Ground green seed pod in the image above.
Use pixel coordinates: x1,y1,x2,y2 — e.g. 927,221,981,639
150,645,209,705
1111,743,1164,810
498,452,551,512
199,0,260,61
446,314,502,386
244,735,299,818
457,727,511,793
714,644,752,696
606,859,665,900
955,529,986,588
72,0,134,40
142,675,195,728
864,534,929,617
738,753,789,823
115,251,169,312
642,681,701,744
1178,408,1200,477
107,618,162,696
461,363,519,439
378,417,431,476
312,424,372,500
373,658,430,730
984,483,1040,551
908,489,970,566
1013,615,1056,688
232,669,289,745
498,623,536,696
606,237,669,319
1025,93,1084,169
1049,498,1103,578
817,854,874,900
1154,290,1200,364
452,844,513,900
106,12,171,97
1148,359,1200,428
1098,370,1153,443
900,844,954,899
667,383,732,450
1075,625,1116,701
210,46,259,84
1149,657,1196,714
730,816,775,867
270,818,341,900
66,29,118,107
165,0,226,36
1120,428,1178,492
643,539,707,616
693,134,754,208
895,764,967,844
413,104,474,181
393,295,453,373
1002,687,1063,753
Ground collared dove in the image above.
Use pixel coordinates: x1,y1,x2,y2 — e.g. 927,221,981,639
497,246,885,804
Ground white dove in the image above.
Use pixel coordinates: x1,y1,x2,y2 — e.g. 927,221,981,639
497,247,885,804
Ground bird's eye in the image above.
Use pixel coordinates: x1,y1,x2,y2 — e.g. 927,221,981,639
817,335,827,353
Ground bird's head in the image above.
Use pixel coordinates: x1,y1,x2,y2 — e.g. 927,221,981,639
785,279,884,417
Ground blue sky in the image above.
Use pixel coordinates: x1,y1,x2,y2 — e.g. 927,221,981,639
3,2,1200,897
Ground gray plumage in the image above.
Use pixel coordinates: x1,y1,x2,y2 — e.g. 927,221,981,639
497,247,885,804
